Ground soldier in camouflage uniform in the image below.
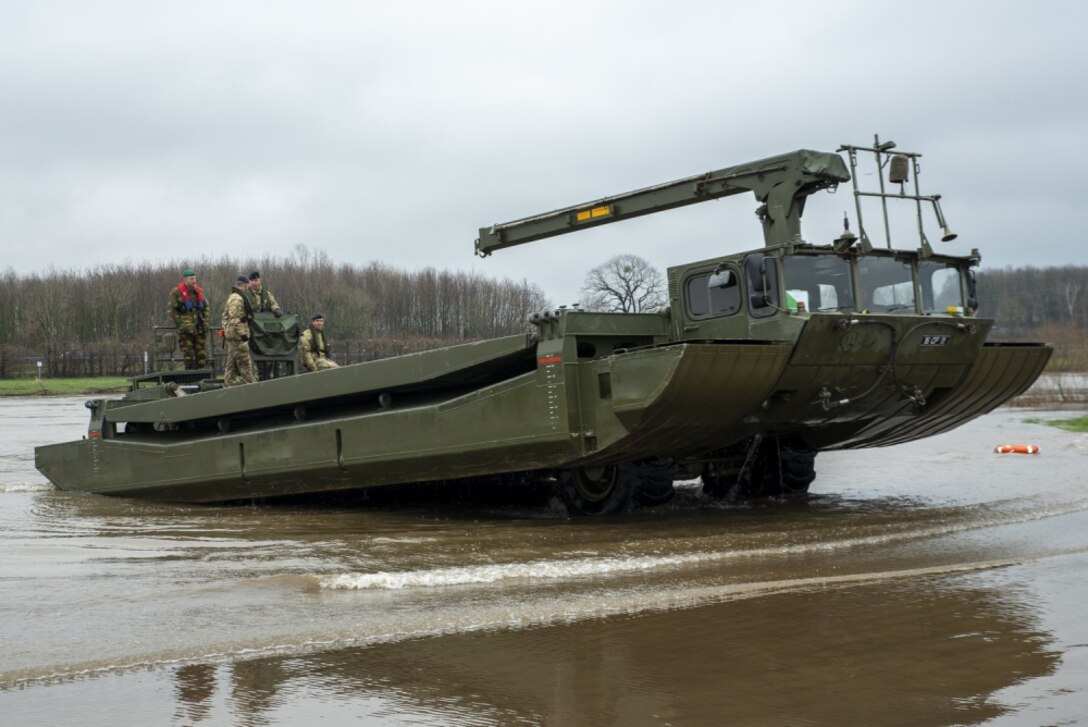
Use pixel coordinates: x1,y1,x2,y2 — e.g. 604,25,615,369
247,271,286,379
300,313,340,371
221,276,257,386
166,268,210,369
246,271,283,315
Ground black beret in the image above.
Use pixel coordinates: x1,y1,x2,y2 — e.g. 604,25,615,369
248,271,261,280
236,276,250,285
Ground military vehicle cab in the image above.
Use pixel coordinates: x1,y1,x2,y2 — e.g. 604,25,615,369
474,138,1046,510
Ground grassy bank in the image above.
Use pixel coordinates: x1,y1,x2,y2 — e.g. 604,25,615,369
0,377,129,396
1024,416,1088,433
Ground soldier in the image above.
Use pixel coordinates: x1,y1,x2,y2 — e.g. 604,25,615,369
166,268,210,369
221,275,257,386
247,270,283,316
300,313,340,372
247,270,286,379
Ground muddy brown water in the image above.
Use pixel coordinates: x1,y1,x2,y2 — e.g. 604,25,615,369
1,396,1086,726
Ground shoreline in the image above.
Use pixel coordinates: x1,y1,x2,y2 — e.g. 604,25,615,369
0,389,129,397
0,378,129,397
3,373,1086,407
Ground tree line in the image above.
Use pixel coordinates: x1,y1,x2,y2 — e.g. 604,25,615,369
0,247,549,378
0,256,1084,378
977,265,1087,332
976,264,1088,371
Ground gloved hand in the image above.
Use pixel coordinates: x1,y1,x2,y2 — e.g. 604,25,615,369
240,334,249,342
273,309,283,317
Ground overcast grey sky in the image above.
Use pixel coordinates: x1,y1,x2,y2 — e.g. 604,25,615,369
2,0,1085,305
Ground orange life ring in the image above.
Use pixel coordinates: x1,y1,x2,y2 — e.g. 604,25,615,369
993,444,1040,454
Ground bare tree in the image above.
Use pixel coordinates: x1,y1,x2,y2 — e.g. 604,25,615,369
0,252,551,376
581,254,667,313
1064,280,1081,319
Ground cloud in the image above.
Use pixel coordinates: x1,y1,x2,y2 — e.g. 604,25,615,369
2,0,1086,304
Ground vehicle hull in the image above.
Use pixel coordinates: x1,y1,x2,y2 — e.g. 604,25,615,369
34,313,1051,503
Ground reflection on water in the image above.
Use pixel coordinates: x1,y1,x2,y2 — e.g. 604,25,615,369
175,664,216,724
230,660,293,725
1,397,1087,725
151,574,1060,725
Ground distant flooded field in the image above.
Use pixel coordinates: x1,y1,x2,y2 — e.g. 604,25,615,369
2,397,1087,725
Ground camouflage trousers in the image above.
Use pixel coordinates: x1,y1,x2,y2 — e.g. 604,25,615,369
223,340,257,387
178,330,208,370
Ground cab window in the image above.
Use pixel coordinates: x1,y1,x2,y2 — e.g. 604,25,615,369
857,256,915,312
686,266,741,318
783,255,855,312
919,261,964,313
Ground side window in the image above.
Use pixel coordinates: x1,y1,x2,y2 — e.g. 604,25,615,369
919,261,964,313
685,267,740,318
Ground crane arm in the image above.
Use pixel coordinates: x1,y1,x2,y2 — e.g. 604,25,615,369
475,149,850,256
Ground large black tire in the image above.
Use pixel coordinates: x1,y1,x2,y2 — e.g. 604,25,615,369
701,436,816,501
770,438,817,496
632,457,678,508
559,464,636,516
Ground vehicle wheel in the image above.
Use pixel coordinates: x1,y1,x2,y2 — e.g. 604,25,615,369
772,438,817,495
632,457,677,507
700,456,754,502
559,464,636,516
701,435,816,501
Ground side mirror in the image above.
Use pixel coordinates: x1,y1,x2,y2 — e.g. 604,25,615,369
746,256,767,294
745,254,777,314
708,268,734,289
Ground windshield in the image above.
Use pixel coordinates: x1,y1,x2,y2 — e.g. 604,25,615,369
782,255,855,312
857,256,915,312
919,260,964,313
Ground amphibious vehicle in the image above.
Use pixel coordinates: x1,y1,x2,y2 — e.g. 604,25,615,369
35,137,1052,514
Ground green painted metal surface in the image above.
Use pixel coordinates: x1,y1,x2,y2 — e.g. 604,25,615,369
35,138,1053,506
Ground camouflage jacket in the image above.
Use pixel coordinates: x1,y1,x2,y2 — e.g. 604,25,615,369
167,283,210,335
299,327,329,371
247,284,282,314
221,288,253,342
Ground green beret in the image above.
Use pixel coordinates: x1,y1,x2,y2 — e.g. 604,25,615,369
182,268,197,277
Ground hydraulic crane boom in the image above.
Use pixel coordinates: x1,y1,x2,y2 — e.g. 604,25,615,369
475,149,851,257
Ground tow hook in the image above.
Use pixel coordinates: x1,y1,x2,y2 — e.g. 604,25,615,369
818,387,850,411
902,385,926,408
834,318,860,331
